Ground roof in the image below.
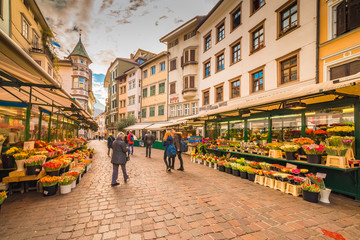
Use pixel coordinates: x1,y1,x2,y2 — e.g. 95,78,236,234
69,38,92,63
196,0,224,31
103,58,139,88
140,51,168,68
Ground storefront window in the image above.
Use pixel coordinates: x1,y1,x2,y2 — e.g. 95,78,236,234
272,114,302,142
0,106,26,147
248,117,268,142
229,120,244,141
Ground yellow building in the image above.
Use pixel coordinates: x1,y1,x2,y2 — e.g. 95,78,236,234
10,0,55,79
118,74,127,120
140,52,168,123
319,0,360,83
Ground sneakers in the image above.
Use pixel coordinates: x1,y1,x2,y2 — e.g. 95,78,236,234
111,182,120,187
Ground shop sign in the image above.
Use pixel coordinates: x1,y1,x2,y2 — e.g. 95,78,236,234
170,95,179,104
199,101,228,111
286,163,297,169
23,141,35,150
316,172,327,178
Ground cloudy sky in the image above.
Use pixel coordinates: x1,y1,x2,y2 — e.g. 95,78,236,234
37,0,217,108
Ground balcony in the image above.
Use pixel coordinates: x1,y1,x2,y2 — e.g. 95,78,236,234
29,43,54,61
182,88,197,99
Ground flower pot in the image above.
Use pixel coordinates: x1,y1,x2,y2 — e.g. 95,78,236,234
59,168,66,175
302,189,319,203
43,184,58,196
232,169,240,177
1,155,15,168
248,173,255,181
60,184,72,194
298,148,306,156
15,159,25,171
46,170,60,176
76,177,80,184
71,180,77,189
214,163,217,170
219,165,225,172
319,188,331,204
87,164,92,171
285,152,297,160
208,162,212,168
225,167,232,174
64,165,70,173
26,165,42,175
203,161,207,166
307,154,322,164
240,171,248,179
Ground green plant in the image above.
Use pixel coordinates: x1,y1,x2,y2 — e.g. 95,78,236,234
280,144,300,152
196,142,208,155
301,183,320,193
13,153,28,160
246,168,256,174
117,115,137,132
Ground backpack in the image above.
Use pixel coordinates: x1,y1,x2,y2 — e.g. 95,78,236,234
180,140,188,153
124,135,129,144
130,134,134,142
167,145,177,158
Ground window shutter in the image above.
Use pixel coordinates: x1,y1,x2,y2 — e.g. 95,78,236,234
184,77,188,89
336,1,347,36
348,0,360,31
330,64,347,80
190,50,195,62
190,76,195,88
185,51,189,63
181,56,184,68
349,60,360,75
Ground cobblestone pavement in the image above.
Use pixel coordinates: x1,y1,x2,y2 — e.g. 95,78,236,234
0,140,360,240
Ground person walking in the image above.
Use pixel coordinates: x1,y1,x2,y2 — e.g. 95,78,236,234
163,131,176,172
107,133,115,156
144,130,155,158
127,130,135,155
172,128,184,171
111,132,130,186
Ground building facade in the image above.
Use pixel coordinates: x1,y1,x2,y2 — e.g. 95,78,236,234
125,66,142,120
160,17,204,121
95,112,106,138
140,52,168,123
319,0,360,83
197,0,317,112
0,0,10,35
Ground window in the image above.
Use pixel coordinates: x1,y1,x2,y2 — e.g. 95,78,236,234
0,0,3,19
120,100,126,108
33,31,40,49
231,41,241,64
279,2,298,37
169,39,178,49
204,60,211,78
183,49,196,65
230,79,240,98
251,23,265,53
73,78,79,88
128,96,135,105
158,105,165,116
79,78,84,89
280,55,298,84
231,4,242,30
170,82,176,94
252,0,265,14
335,0,360,37
216,53,225,72
184,76,195,89
48,64,53,76
192,103,198,115
159,82,165,94
330,60,360,80
177,105,182,117
142,88,148,98
204,32,211,51
160,62,166,71
215,85,223,103
184,30,197,41
141,109,147,118
203,90,210,105
149,107,155,117
170,59,177,71
217,22,225,42
170,106,175,117
150,85,156,96
251,69,264,93
151,65,156,75
184,104,189,116
22,15,30,40
143,70,148,78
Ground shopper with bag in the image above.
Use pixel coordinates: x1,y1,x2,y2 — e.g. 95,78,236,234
163,131,176,172
144,130,155,158
107,133,115,156
172,128,185,171
111,132,130,186
127,130,135,155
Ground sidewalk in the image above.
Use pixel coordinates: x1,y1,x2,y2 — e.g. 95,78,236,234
0,140,359,240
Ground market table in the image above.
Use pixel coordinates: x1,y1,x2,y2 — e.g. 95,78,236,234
208,149,360,200
2,170,46,194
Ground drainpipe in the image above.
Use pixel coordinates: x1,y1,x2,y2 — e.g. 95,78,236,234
166,51,170,122
316,0,320,84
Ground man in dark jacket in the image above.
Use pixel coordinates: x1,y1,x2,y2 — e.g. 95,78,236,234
172,128,184,171
107,133,115,156
144,130,155,158
111,132,129,186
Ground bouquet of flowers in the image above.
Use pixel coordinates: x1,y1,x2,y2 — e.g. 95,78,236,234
342,137,354,148
42,161,62,172
223,162,232,168
5,147,21,156
302,144,325,155
259,162,271,170
265,142,282,150
301,183,320,193
59,175,75,186
24,155,46,166
280,144,300,152
211,157,219,163
294,177,305,185
13,152,28,160
293,138,314,146
248,161,261,169
327,126,354,136
40,176,59,187
65,171,80,179
263,170,275,178
246,168,256,174
0,191,7,204
306,173,325,190
235,158,245,165
255,169,263,176
35,140,47,148
237,166,249,172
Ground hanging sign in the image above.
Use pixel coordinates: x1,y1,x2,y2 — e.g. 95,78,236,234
316,172,327,179
23,141,35,150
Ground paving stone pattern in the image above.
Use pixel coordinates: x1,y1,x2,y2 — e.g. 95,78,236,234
0,140,359,240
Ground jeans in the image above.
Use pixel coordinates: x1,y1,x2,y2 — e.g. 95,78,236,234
146,145,152,157
163,150,174,168
128,144,134,154
177,151,184,169
111,164,128,184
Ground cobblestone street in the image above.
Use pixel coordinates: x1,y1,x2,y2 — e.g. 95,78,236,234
0,140,359,240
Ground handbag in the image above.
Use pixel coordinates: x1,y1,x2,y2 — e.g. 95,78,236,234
126,152,130,162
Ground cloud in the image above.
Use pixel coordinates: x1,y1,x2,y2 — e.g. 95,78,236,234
174,18,184,24
100,0,114,12
92,73,107,106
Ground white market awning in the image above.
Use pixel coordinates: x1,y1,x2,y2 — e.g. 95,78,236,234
124,123,153,130
145,122,169,130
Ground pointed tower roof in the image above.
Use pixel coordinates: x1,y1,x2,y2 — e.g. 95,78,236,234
69,32,92,63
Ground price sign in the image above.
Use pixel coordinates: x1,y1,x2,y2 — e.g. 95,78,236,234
316,172,327,179
23,141,35,150
286,163,297,169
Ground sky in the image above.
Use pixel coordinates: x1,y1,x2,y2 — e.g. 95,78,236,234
37,0,217,107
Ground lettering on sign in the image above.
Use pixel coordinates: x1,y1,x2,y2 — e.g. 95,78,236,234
286,163,297,169
199,101,228,111
23,141,35,150
170,96,179,104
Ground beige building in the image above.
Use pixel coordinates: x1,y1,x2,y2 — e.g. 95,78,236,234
140,52,168,123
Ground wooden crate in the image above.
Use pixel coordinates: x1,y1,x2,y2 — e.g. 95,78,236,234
274,180,287,193
254,175,265,185
269,150,283,159
326,156,349,168
285,184,302,197
264,177,275,188
9,170,26,178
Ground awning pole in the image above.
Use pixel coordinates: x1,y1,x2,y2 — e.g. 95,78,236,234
267,116,272,143
62,117,65,140
204,120,207,138
25,86,32,141
354,100,360,159
301,112,306,137
47,101,53,142
227,121,230,140
38,110,42,140
77,123,79,138
55,112,59,141
244,119,248,142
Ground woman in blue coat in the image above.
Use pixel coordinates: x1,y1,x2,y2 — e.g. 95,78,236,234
163,131,175,172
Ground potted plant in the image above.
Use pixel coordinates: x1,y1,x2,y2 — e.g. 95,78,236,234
294,138,314,155
43,161,62,176
211,157,218,170
217,160,226,172
25,155,46,175
238,166,248,179
302,144,325,164
2,147,20,168
307,173,331,203
301,183,320,203
40,176,59,196
280,145,300,160
65,171,80,188
0,191,7,213
59,175,75,194
231,163,240,177
246,168,256,181
13,152,28,171
224,162,232,174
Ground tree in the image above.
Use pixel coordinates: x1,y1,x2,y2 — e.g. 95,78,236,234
117,115,136,132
